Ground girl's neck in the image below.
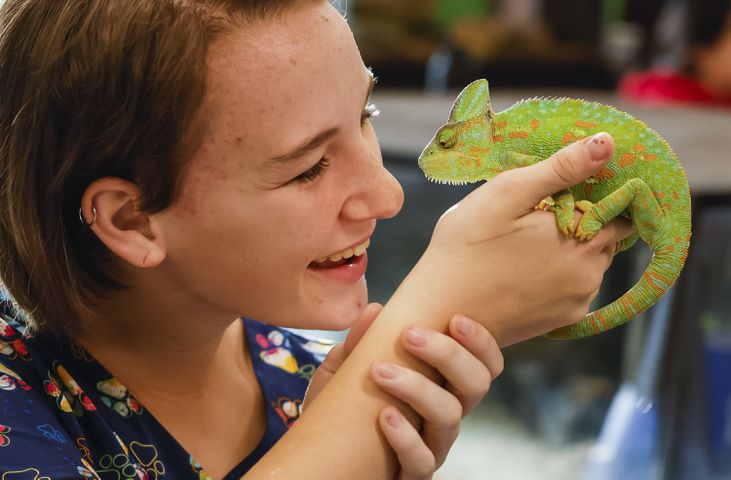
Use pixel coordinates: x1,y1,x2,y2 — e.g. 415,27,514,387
74,281,248,401
76,287,268,476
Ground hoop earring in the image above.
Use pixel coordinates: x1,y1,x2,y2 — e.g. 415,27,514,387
79,206,97,226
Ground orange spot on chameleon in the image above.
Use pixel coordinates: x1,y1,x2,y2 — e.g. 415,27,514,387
530,119,540,129
575,120,598,129
561,132,582,146
495,120,508,129
642,271,667,294
672,191,679,201
493,135,504,143
509,131,529,139
633,144,645,152
595,167,615,181
643,153,657,161
618,153,635,168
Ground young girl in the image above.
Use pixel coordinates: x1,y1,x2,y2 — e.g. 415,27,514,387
0,0,632,478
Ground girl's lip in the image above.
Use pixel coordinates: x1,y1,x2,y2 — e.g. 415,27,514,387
307,251,368,284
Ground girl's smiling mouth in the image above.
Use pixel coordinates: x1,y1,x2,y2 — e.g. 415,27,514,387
308,238,371,283
310,238,370,268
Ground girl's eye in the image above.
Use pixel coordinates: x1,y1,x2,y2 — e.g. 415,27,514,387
292,157,330,183
361,103,380,125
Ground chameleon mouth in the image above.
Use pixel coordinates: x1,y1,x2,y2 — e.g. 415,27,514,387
425,176,474,186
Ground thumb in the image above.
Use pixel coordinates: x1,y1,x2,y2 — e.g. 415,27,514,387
505,132,615,212
303,303,383,409
343,302,383,355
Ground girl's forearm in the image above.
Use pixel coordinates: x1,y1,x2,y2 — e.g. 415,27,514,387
245,253,473,479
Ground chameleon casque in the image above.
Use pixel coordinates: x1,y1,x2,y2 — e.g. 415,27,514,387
418,79,691,339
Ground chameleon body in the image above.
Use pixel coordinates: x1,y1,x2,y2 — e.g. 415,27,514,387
418,79,691,339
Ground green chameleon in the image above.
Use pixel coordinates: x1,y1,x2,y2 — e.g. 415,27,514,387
418,79,691,339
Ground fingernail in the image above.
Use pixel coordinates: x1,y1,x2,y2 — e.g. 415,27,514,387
583,132,611,161
405,326,428,347
456,315,474,336
375,361,399,379
386,409,403,427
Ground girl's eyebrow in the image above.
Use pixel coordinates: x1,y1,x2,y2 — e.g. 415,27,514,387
268,73,375,164
270,127,340,163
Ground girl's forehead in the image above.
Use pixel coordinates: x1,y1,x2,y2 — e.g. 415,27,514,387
203,6,365,138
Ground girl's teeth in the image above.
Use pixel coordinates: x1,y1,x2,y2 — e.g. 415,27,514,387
353,239,370,256
317,238,370,265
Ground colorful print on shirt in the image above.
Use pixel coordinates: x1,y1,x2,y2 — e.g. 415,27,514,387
0,299,332,478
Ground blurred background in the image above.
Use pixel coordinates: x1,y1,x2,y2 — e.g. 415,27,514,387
327,0,731,479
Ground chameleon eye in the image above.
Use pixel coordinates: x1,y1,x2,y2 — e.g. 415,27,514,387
437,128,457,149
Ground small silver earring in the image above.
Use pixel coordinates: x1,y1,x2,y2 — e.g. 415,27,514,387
79,206,97,226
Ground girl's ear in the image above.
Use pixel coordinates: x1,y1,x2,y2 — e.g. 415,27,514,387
80,177,166,268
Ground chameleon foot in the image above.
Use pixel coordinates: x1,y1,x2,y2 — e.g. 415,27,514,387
575,224,595,241
536,196,555,211
569,200,594,237
575,200,594,213
548,204,574,236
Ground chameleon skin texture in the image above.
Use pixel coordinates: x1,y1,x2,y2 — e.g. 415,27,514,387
418,79,691,339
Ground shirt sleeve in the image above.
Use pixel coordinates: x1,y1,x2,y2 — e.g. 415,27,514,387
0,311,92,478
0,367,94,478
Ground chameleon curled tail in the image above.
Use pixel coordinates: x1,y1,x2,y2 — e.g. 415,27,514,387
547,201,690,339
418,79,691,339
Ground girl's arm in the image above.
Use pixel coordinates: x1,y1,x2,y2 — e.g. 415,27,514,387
246,134,634,479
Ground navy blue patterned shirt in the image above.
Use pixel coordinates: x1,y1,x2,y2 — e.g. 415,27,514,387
0,300,332,478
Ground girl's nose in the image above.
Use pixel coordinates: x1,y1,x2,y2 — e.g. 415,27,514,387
340,154,404,221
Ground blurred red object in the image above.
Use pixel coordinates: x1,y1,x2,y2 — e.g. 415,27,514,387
619,69,731,109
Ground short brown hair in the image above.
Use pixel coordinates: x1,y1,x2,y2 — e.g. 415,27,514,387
0,0,323,335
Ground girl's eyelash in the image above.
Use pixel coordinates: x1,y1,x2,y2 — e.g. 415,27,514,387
292,103,378,185
361,103,380,125
293,157,330,183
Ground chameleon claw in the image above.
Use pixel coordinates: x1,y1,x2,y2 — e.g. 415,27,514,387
537,197,555,211
575,226,595,241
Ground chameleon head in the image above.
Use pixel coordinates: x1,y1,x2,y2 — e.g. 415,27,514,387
418,79,499,185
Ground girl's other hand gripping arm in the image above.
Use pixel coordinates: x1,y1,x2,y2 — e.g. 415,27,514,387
305,303,503,480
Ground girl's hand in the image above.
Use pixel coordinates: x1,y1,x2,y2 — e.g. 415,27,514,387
304,303,504,480
415,133,636,345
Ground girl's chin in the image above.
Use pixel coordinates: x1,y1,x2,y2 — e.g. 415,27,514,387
296,289,369,332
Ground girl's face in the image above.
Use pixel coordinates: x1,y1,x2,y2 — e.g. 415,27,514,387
155,2,404,330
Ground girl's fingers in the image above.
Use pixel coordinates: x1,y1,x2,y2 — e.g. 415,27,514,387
591,217,636,268
379,406,436,480
400,320,501,415
446,315,504,381
371,362,462,467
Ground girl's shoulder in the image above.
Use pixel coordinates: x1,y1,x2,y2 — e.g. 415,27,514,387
0,300,100,477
